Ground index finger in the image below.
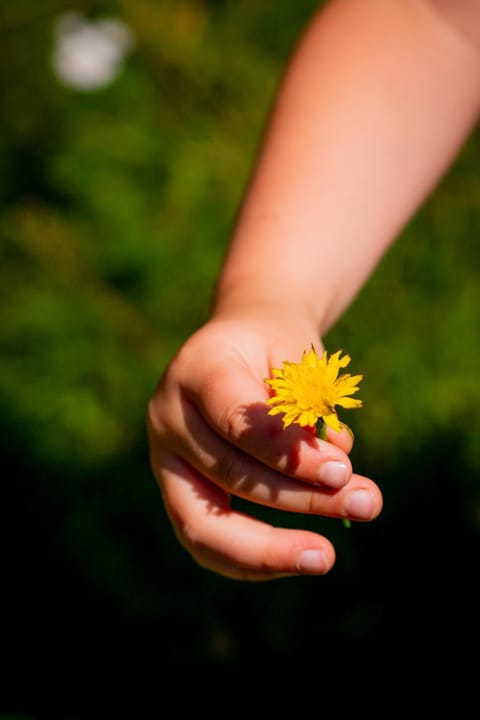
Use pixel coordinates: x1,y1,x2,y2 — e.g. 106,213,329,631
186,361,355,489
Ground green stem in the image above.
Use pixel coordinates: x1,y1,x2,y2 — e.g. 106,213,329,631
315,417,327,440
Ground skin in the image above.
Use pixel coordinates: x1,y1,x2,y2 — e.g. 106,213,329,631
147,0,480,581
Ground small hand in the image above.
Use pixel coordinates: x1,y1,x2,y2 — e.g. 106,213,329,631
147,318,383,580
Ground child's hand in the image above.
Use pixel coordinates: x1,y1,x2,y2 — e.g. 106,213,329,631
147,313,383,581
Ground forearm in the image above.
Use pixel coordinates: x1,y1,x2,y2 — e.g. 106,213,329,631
213,0,480,333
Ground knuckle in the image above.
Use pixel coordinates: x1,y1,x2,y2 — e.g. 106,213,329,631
216,452,249,493
307,488,327,515
218,403,247,440
199,366,247,440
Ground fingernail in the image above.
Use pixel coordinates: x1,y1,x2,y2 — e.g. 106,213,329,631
344,489,374,519
317,461,349,488
296,549,328,574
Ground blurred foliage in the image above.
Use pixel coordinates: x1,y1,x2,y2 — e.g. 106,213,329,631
1,0,479,715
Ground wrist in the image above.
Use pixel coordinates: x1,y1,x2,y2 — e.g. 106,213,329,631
208,280,331,369
211,276,325,329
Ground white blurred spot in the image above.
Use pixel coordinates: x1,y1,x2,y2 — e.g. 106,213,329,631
51,12,134,91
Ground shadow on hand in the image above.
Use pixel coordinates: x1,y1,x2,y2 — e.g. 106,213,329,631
179,397,338,517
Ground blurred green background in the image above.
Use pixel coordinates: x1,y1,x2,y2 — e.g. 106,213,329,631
1,0,479,715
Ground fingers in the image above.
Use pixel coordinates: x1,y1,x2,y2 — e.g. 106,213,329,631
148,328,382,580
152,403,382,520
158,453,337,581
327,423,355,454
155,453,382,580
185,364,356,490
172,396,382,516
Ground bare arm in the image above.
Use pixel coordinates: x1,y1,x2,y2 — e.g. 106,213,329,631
148,0,480,581
214,0,480,332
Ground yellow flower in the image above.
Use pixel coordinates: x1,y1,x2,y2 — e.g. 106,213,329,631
264,346,362,433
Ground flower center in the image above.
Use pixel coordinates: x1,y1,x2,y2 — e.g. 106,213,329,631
299,374,334,415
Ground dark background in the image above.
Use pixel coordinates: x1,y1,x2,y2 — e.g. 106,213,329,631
1,1,479,716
